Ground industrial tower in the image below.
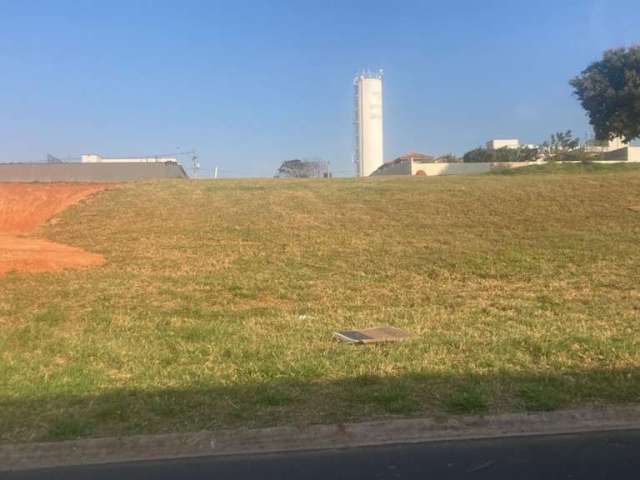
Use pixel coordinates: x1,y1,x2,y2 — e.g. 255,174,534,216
353,70,384,176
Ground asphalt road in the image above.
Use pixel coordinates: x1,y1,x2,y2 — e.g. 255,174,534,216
4,429,640,479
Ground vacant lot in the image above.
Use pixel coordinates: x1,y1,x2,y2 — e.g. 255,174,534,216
1,167,640,443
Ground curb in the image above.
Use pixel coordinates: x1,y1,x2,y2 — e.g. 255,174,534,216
2,405,640,471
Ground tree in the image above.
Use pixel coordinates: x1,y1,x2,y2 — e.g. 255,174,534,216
462,148,493,163
462,146,538,163
540,130,580,159
434,153,462,163
570,46,640,143
276,159,328,178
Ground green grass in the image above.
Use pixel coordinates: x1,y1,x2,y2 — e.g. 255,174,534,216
444,383,488,415
1,169,640,443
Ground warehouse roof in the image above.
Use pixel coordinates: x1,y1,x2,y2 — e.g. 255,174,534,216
0,162,188,182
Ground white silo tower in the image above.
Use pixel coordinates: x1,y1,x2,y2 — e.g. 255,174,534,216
353,70,384,176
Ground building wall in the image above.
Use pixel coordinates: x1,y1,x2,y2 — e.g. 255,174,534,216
374,156,640,178
370,160,411,176
0,162,188,182
602,146,640,162
355,75,384,177
602,147,628,161
81,154,177,163
373,160,539,177
412,163,491,176
411,161,537,176
486,139,520,150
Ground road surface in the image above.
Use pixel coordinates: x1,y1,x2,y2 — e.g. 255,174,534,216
4,429,640,479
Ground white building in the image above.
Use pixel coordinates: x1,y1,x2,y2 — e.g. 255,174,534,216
354,71,384,177
486,139,520,150
81,154,177,164
584,137,627,153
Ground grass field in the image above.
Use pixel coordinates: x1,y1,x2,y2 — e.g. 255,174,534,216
2,166,640,443
491,161,640,175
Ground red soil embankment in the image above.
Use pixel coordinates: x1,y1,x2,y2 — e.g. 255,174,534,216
0,183,107,277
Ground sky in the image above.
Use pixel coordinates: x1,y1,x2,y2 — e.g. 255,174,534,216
0,0,639,177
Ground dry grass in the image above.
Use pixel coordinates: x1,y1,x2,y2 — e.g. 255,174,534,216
1,165,640,443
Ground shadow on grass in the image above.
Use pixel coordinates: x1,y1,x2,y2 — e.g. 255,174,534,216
1,367,639,444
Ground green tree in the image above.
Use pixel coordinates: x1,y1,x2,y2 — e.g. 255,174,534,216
435,153,461,163
540,130,580,159
276,159,328,178
570,46,640,142
463,146,538,163
462,148,493,163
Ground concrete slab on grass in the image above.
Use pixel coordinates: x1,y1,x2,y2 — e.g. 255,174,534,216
335,326,412,344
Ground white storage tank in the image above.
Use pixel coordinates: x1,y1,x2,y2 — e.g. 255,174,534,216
354,71,384,177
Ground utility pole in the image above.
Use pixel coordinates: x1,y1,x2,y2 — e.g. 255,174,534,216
191,152,200,178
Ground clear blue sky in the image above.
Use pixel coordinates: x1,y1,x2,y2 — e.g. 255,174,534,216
1,0,638,177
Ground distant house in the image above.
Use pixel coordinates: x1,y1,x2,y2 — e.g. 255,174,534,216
373,151,465,176
486,139,520,150
371,150,539,177
583,138,640,162
373,152,436,175
392,152,436,163
81,154,178,164
584,137,627,153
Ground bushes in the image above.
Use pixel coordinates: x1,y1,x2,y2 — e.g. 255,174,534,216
463,146,538,163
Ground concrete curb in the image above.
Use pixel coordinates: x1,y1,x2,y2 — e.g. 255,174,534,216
2,405,640,471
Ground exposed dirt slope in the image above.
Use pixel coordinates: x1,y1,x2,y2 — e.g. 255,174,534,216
0,183,106,234
0,183,107,276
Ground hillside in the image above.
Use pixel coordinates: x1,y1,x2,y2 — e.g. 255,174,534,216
1,171,640,443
